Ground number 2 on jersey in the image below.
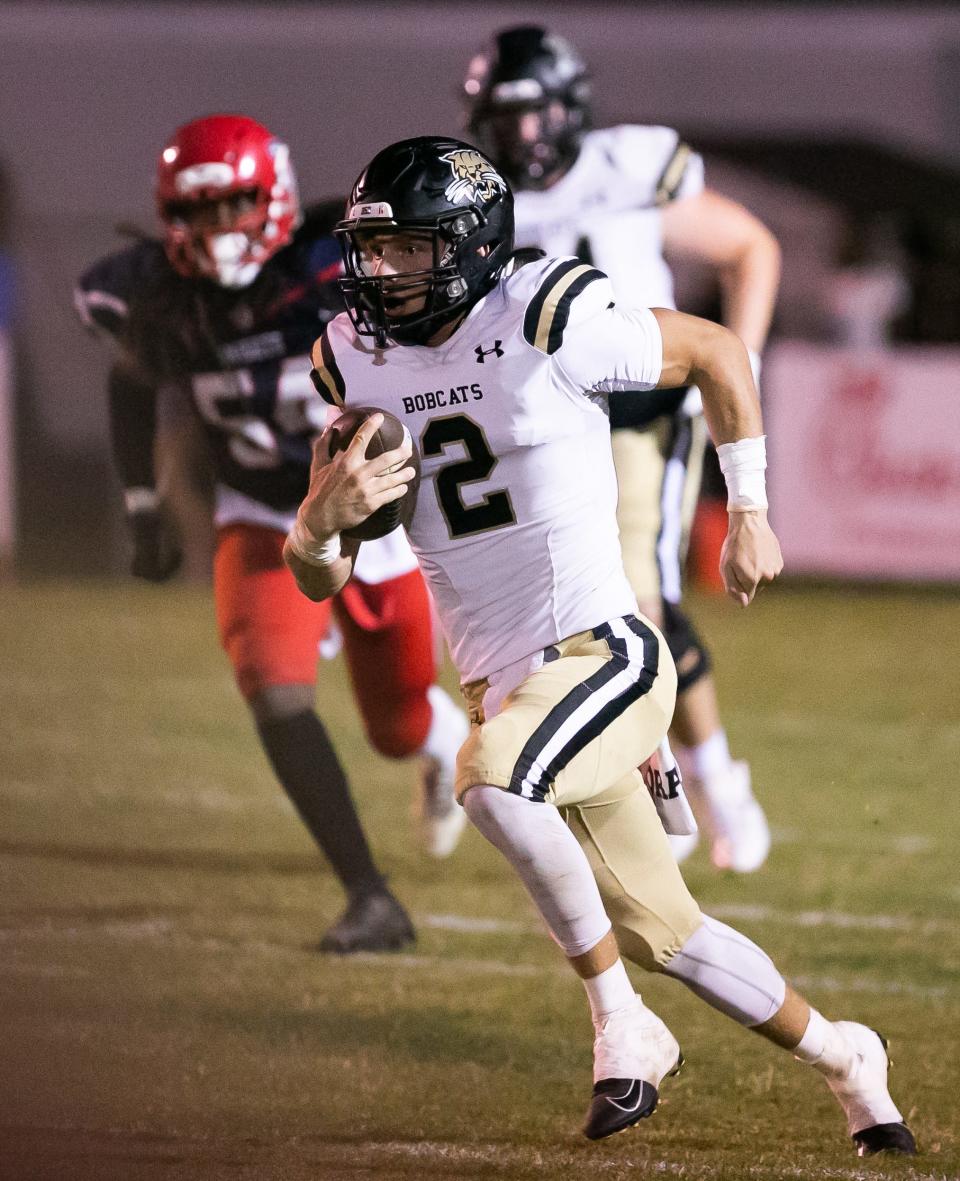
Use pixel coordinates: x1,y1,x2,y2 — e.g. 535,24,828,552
421,415,516,539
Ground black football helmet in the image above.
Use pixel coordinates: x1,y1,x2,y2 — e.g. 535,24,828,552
463,26,591,191
335,136,514,347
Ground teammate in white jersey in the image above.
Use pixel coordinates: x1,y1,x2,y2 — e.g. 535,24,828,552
463,26,782,872
284,137,916,1156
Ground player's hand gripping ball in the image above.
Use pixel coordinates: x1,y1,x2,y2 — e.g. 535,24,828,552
326,407,420,540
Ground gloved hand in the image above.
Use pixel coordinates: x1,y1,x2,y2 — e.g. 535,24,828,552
128,506,182,582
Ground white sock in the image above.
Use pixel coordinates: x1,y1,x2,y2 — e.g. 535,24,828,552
793,1008,857,1079
419,684,469,767
461,784,612,957
583,960,635,1027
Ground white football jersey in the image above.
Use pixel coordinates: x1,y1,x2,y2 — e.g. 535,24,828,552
314,256,665,682
513,125,704,310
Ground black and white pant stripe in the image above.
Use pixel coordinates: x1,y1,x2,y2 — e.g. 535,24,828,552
508,616,660,803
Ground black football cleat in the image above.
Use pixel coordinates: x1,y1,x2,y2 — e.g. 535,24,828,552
854,1121,918,1157
317,889,415,954
583,1076,661,1140
583,997,684,1140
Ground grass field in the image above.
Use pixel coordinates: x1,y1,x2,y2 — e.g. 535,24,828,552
1,580,957,1181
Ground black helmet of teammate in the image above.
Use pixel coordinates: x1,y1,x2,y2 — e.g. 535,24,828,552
336,136,514,347
463,26,591,191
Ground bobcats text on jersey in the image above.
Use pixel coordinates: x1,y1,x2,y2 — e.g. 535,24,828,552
401,385,484,414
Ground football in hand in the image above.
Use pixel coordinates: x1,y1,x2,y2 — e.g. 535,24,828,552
326,406,420,540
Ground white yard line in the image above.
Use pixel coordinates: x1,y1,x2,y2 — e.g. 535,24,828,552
346,952,952,1000
769,828,935,854
0,916,949,1001
707,903,947,935
0,910,953,1000
0,904,950,941
318,1140,953,1180
3,1131,951,1181
421,913,530,933
425,906,952,936
789,973,947,999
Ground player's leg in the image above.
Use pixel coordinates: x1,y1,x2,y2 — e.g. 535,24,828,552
612,419,697,864
458,615,683,1138
459,621,915,1151
569,782,916,1155
462,784,682,1140
665,919,916,1155
214,523,413,952
335,569,469,858
662,601,770,871
660,413,770,869
612,415,769,871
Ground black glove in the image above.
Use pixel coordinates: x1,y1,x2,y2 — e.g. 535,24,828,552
127,507,182,582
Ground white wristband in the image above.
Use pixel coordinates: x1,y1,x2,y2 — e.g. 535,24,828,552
717,435,768,512
124,486,160,515
286,515,342,567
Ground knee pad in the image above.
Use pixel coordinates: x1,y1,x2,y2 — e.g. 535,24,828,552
464,785,612,959
663,914,786,1026
662,600,711,694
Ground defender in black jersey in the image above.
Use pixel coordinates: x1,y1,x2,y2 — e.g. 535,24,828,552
76,115,468,953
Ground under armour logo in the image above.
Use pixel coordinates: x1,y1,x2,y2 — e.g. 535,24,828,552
475,340,504,363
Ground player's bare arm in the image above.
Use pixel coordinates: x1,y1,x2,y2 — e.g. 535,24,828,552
661,189,781,354
283,413,414,601
653,308,759,439
652,307,783,607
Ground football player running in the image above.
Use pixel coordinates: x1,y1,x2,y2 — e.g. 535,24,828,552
463,26,780,872
75,114,469,955
286,137,916,1155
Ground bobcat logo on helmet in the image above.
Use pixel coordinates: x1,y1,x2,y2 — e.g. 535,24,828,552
441,149,507,204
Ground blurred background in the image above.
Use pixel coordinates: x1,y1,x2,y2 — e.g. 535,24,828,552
2,0,960,584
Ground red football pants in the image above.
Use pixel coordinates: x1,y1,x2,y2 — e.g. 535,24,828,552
214,524,437,757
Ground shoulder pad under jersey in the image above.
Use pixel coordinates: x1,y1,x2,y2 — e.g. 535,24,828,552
309,312,354,407
514,255,615,355
74,238,168,340
588,124,704,206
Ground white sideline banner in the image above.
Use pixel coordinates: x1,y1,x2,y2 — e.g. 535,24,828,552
764,343,960,582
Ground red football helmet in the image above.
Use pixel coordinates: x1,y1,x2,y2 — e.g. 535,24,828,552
156,114,301,288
